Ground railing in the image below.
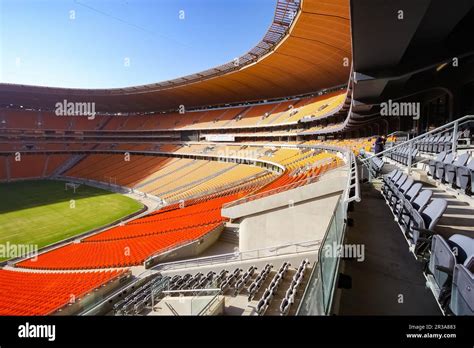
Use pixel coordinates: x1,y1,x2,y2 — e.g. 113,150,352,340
143,224,224,268
344,151,361,203
221,170,336,210
152,239,322,272
297,196,347,315
361,115,474,178
222,144,360,209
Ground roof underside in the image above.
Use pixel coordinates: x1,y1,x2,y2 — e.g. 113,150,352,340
0,0,351,113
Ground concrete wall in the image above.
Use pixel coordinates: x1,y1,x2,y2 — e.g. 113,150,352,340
222,169,347,252
145,224,224,268
53,270,133,316
239,193,341,251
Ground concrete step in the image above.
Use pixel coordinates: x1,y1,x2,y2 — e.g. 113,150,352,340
219,226,239,244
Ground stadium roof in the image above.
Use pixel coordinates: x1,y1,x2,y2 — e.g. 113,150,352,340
0,0,351,113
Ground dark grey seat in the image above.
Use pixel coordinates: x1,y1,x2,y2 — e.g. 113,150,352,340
382,170,401,195
280,297,291,316
385,174,408,201
403,182,423,203
444,153,469,184
428,134,442,153
433,134,449,153
450,256,474,315
406,198,448,255
393,182,423,216
455,157,474,194
435,153,455,180
428,235,474,309
397,189,433,230
388,177,414,206
428,151,446,177
370,156,384,177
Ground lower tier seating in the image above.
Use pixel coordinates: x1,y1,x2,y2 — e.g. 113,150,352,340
0,269,126,315
17,224,221,270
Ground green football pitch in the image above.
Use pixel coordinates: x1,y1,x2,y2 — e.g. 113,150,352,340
0,180,144,261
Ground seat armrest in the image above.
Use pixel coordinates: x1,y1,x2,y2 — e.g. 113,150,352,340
412,227,436,236
434,265,453,276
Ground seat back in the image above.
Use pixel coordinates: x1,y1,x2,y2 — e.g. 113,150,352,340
450,259,474,315
428,234,457,289
420,198,448,230
435,151,447,162
411,189,432,211
468,158,474,170
399,177,414,193
405,183,422,202
448,234,474,265
443,153,455,164
453,153,470,167
395,174,407,187
386,169,398,178
390,171,402,183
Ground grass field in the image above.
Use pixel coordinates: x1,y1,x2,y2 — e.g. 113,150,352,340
0,180,144,261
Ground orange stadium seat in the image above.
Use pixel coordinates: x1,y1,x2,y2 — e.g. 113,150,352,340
0,269,126,315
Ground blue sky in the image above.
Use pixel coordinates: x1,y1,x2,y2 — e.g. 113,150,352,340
0,0,276,88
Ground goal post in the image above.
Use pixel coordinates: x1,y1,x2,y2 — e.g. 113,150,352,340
65,182,81,193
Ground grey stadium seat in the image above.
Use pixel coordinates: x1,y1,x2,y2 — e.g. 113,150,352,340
398,189,433,226
388,177,414,206
428,151,446,177
450,257,474,315
406,198,448,254
435,153,455,180
428,235,474,310
455,157,474,194
444,153,469,184
393,182,423,216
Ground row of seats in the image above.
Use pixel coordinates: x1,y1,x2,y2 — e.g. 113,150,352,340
114,274,169,315
248,264,274,301
0,269,126,315
17,224,222,270
256,156,342,194
382,169,448,255
1,92,345,132
16,189,247,270
167,271,215,292
381,170,474,314
280,259,309,316
415,132,459,154
428,151,474,195
388,146,418,166
256,262,290,316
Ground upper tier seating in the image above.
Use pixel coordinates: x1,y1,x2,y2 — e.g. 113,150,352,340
0,91,346,133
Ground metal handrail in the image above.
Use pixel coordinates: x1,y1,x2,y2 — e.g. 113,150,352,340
361,115,474,163
152,239,322,272
221,168,338,210
221,144,361,209
143,224,223,267
344,151,361,203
